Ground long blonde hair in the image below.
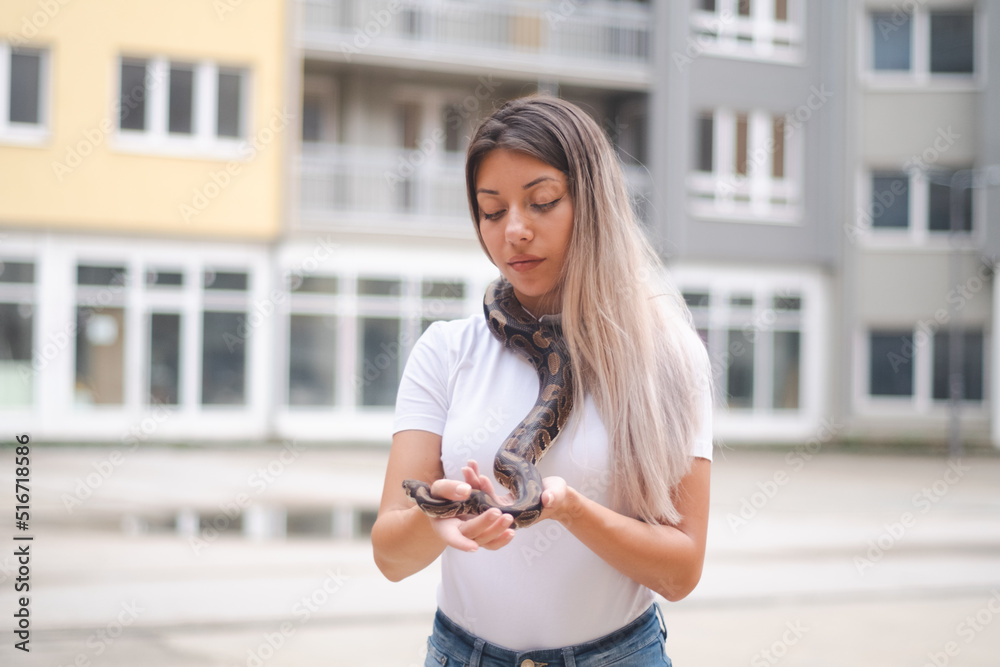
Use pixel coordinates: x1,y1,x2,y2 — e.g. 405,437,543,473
465,96,710,525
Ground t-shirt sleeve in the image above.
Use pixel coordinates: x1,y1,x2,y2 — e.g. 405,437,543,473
690,381,714,461
393,322,451,436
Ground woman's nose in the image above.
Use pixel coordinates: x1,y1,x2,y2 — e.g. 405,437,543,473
505,207,533,243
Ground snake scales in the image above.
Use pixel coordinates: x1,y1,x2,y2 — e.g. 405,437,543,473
402,276,574,529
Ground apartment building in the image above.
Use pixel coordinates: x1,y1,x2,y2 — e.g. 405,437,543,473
0,0,292,441
1,0,996,448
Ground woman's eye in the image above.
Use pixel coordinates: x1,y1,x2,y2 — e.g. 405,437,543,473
532,198,561,212
481,210,504,221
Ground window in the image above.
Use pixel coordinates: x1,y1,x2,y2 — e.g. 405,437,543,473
1,44,47,141
689,108,800,223
868,7,975,78
0,260,35,406
691,0,803,62
868,331,913,397
933,330,984,402
862,168,974,238
684,285,804,412
866,327,985,406
117,57,249,154
287,273,339,407
201,270,249,405
75,265,129,406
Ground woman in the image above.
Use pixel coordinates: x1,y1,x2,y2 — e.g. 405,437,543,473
371,96,713,666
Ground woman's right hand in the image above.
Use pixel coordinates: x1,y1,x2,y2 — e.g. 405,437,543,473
427,469,516,552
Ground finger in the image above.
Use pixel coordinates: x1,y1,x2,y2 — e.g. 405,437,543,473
459,508,514,544
430,479,472,501
432,517,480,552
480,528,516,550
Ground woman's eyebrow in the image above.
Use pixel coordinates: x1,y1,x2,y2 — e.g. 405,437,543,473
476,175,557,195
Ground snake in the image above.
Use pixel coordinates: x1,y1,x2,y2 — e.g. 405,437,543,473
402,276,574,529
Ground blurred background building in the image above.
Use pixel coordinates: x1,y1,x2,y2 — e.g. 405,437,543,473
1,0,997,451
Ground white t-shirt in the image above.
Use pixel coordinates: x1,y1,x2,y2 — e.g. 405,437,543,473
393,313,713,651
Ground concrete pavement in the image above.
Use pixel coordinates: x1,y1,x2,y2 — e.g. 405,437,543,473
2,444,999,666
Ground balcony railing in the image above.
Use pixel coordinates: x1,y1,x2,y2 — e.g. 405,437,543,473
300,0,651,84
299,143,653,233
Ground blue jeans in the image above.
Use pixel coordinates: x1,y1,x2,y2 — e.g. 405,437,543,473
424,603,672,666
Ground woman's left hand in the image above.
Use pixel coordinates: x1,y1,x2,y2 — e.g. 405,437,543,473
540,476,572,523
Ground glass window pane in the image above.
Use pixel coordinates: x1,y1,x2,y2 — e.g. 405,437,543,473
168,66,194,134
871,173,909,228
773,295,801,310
735,113,748,175
443,104,462,153
292,275,338,294
358,278,401,296
726,329,754,408
696,114,713,173
0,261,35,283
772,116,785,179
289,314,337,406
359,317,400,407
775,0,788,22
302,94,322,143
202,311,245,405
872,12,912,71
78,265,127,287
75,307,125,405
147,270,184,287
150,313,180,405
772,331,800,409
397,102,420,149
10,50,41,125
683,292,710,308
0,302,34,406
928,180,973,232
933,331,984,401
930,11,974,74
738,0,751,17
700,0,716,11
422,280,464,299
869,331,913,396
120,60,147,131
217,69,243,138
204,271,248,291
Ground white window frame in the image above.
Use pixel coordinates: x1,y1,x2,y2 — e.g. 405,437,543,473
855,324,989,417
113,56,251,160
852,166,984,250
860,4,986,91
0,42,49,145
690,0,805,65
670,264,828,444
687,107,803,225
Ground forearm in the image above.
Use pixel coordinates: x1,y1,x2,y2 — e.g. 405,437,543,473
371,504,446,582
556,487,706,601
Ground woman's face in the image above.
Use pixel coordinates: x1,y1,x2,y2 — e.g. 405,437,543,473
475,149,574,316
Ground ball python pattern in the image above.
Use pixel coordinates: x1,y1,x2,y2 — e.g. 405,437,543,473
402,276,574,529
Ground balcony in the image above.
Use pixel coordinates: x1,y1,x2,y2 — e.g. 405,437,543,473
299,0,652,90
298,143,653,235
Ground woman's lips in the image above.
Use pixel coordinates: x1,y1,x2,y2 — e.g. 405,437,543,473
508,257,544,272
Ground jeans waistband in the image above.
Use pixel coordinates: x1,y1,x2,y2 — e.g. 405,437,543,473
430,603,665,666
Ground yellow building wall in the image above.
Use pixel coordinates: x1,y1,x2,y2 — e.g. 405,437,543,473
0,0,288,240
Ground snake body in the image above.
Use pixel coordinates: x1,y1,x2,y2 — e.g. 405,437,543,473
402,277,574,529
